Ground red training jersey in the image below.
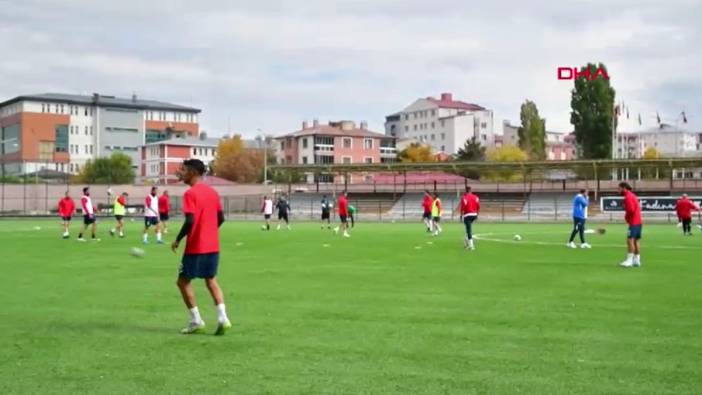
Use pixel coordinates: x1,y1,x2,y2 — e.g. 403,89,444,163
422,195,432,213
58,197,75,217
460,192,480,216
676,198,699,220
622,190,642,226
337,195,348,216
182,182,222,254
158,195,169,213
117,196,126,206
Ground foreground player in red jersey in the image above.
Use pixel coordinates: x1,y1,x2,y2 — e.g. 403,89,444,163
171,159,232,335
459,186,480,250
618,182,642,268
57,191,75,239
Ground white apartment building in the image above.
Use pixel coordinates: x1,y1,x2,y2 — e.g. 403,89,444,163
384,92,495,155
616,124,702,159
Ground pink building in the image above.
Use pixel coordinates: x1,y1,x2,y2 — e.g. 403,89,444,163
275,120,397,183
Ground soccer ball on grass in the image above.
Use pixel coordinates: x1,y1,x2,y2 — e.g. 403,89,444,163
513,234,522,241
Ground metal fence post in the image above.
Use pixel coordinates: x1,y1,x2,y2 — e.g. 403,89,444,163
501,200,505,222
554,194,558,222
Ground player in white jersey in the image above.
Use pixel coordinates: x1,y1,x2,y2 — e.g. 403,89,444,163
143,186,163,244
261,196,274,230
77,186,100,241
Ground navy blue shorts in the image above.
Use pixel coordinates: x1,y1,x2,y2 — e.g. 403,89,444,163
62,216,72,222
627,225,642,240
159,212,169,221
179,253,219,279
83,215,96,225
422,212,432,220
144,216,159,227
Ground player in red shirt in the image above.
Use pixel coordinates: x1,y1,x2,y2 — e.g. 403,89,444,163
421,190,433,232
57,191,75,239
619,182,642,268
171,159,231,335
675,193,699,236
333,191,351,238
459,186,480,250
158,190,170,234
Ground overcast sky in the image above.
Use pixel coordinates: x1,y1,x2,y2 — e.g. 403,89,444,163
1,0,700,137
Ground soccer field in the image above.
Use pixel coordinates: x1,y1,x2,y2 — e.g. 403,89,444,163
1,219,701,394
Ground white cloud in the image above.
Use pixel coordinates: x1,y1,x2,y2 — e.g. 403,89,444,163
0,0,700,137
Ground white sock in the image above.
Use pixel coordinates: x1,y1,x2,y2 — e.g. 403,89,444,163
634,254,640,262
111,228,115,233
119,231,124,237
143,233,148,242
216,303,229,323
157,232,162,241
626,253,634,261
189,306,202,323
469,239,475,248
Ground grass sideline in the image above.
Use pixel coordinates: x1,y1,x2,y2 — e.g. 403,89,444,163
1,219,701,394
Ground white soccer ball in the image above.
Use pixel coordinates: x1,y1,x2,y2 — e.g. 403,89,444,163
107,187,113,195
513,234,522,241
129,247,145,258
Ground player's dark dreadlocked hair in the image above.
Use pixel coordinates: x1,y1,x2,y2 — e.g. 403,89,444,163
618,182,632,191
183,159,207,176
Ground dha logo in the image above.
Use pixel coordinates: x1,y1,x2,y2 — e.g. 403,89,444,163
557,67,609,80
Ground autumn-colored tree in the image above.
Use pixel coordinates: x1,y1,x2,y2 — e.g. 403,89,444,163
641,147,662,179
212,135,265,183
484,145,528,181
398,143,436,163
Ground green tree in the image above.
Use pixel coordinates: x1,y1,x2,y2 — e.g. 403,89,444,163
518,100,546,160
483,145,528,181
79,152,135,184
454,137,486,161
453,137,485,179
570,62,616,159
398,143,435,163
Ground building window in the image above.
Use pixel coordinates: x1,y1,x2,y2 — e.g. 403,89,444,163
89,145,93,154
404,114,409,120
431,122,435,129
302,138,308,149
343,157,351,164
41,104,45,113
364,157,373,164
441,133,445,140
431,110,436,116
440,120,445,127
481,122,487,129
90,126,93,135
404,126,409,132
413,125,417,131
302,156,308,164
280,141,285,150
441,145,445,152
364,138,373,150
343,138,352,149
85,126,89,135
431,134,435,141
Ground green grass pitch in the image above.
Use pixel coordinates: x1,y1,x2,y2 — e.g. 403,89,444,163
1,219,701,394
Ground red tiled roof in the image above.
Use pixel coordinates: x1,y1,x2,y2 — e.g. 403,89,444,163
276,125,391,139
427,98,485,111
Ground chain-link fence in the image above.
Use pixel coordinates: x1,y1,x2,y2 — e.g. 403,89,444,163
1,180,699,223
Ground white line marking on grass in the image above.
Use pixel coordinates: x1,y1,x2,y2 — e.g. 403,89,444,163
474,235,702,251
